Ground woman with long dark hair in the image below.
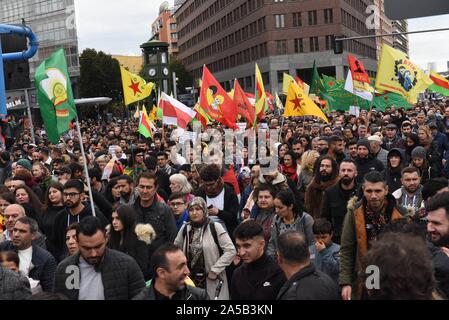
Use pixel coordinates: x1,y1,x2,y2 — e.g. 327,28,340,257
104,177,121,206
405,133,420,164
280,150,298,184
14,184,43,229
266,190,314,260
41,182,65,251
108,204,155,280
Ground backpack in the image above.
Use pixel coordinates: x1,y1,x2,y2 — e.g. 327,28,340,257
182,221,223,256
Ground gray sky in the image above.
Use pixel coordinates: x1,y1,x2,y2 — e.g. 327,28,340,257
74,0,449,71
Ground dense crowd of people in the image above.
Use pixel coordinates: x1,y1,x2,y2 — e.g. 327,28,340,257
0,99,449,300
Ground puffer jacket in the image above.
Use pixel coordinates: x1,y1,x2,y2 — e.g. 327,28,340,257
53,248,146,300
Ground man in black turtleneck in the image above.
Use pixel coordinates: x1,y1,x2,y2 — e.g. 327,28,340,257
230,221,286,300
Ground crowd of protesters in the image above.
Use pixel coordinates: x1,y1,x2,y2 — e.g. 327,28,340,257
0,99,449,300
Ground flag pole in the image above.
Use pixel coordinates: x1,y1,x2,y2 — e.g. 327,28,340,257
75,116,96,217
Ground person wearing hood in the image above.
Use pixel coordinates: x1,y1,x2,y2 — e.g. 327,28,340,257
392,166,424,218
174,197,236,300
384,148,405,193
354,139,384,184
108,204,155,280
52,179,108,261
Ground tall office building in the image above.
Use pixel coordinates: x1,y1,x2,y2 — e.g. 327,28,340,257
151,1,180,58
0,0,80,91
175,0,408,93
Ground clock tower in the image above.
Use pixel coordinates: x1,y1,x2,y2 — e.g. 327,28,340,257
140,39,170,93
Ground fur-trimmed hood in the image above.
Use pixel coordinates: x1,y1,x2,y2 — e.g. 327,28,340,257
135,223,156,245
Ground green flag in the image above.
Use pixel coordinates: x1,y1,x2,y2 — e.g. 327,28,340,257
309,61,325,95
321,75,371,110
373,92,412,111
35,48,77,143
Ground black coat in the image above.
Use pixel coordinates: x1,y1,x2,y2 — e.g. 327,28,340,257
355,155,384,184
133,281,209,300
320,181,360,244
276,264,340,300
54,249,146,300
0,242,57,292
231,254,286,300
196,183,239,239
51,203,108,261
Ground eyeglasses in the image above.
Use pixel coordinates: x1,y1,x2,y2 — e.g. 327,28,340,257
169,201,185,207
63,192,81,198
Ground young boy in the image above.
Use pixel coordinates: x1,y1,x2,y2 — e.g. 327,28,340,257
309,218,340,284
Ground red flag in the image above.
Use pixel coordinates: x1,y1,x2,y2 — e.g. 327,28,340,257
199,65,238,129
233,79,255,128
348,54,370,84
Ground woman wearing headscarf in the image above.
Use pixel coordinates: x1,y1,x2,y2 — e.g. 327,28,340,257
174,197,236,300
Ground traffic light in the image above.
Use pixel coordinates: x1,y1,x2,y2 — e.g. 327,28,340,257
333,36,343,54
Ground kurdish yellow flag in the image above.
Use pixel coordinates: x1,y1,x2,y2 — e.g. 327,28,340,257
120,66,154,106
282,73,296,95
375,44,432,104
284,82,328,123
255,63,268,121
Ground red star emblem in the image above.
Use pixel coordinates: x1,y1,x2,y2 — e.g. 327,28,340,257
290,94,303,111
328,81,334,87
129,79,142,96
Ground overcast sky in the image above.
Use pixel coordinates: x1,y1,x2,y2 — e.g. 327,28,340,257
74,0,449,71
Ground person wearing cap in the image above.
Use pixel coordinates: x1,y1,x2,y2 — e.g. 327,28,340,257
382,123,403,151
354,139,384,184
368,135,388,167
174,197,236,300
16,159,32,172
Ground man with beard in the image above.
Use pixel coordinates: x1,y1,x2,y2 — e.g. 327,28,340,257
304,156,339,219
392,167,424,217
116,174,137,205
354,139,384,184
52,180,108,261
54,216,146,300
382,124,403,151
426,191,449,298
321,159,359,244
326,135,345,164
340,171,407,300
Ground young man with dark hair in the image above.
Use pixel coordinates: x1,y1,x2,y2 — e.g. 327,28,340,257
326,135,345,164
196,164,239,238
426,191,449,297
133,172,177,263
392,166,424,217
354,139,384,184
231,221,286,300
54,216,146,300
88,167,106,194
168,192,189,230
116,174,136,205
157,151,174,176
340,171,407,300
276,230,339,300
309,218,340,284
346,139,358,160
52,179,108,261
134,243,208,300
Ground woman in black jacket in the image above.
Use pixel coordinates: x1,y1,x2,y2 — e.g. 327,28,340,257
384,148,404,193
42,182,65,254
108,204,155,280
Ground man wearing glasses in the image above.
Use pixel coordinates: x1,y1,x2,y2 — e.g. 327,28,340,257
52,180,108,262
168,192,189,230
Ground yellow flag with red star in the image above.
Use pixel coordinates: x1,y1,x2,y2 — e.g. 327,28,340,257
120,66,154,106
284,82,328,123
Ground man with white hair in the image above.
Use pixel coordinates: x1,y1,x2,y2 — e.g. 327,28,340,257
368,135,388,167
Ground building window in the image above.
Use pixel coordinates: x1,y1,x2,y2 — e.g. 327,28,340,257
324,8,333,24
274,0,284,2
170,23,177,30
294,38,304,53
171,33,178,39
325,35,333,50
309,37,319,52
276,40,287,55
308,10,317,25
275,14,285,28
293,12,302,27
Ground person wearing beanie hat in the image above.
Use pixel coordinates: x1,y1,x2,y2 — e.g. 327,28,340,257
355,138,384,184
410,146,439,185
16,159,32,172
175,196,236,300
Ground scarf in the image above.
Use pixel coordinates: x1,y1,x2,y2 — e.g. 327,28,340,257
364,200,388,243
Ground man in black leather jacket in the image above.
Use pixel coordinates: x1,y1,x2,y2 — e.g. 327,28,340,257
134,243,209,300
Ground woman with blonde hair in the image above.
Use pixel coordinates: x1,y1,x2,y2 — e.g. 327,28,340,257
297,150,320,204
169,173,194,203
